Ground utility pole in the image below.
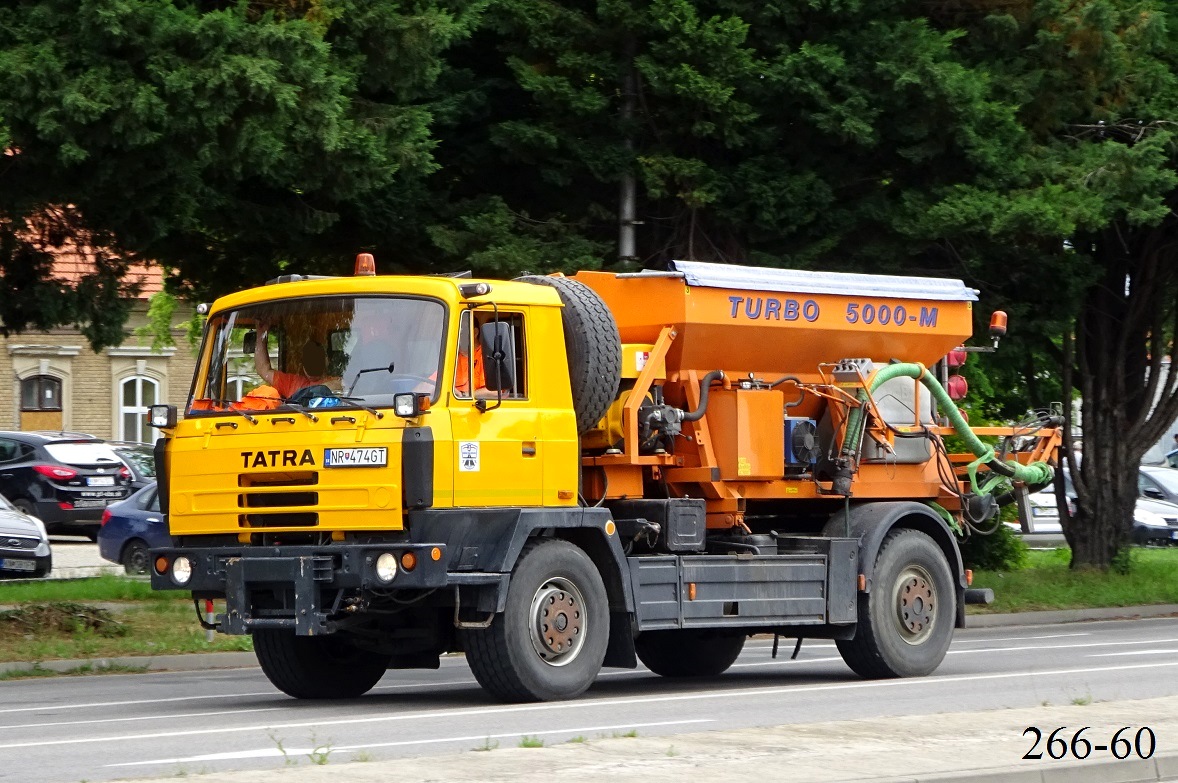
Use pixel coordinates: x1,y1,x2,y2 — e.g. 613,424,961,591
618,37,638,264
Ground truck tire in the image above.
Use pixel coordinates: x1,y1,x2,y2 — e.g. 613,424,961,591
516,275,620,434
253,629,391,699
461,539,609,702
836,528,954,678
635,629,745,677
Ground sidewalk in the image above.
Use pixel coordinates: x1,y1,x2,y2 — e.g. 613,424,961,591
115,695,1178,783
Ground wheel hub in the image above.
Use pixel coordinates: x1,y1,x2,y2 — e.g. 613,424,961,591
529,578,585,666
893,566,936,644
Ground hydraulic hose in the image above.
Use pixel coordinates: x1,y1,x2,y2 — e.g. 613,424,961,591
682,370,725,422
843,363,1054,488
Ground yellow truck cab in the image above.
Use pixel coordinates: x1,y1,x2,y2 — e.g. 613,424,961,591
149,256,1059,703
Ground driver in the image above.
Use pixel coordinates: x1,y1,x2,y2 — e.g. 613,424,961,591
254,325,339,400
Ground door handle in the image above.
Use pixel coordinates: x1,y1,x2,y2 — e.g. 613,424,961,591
0,473,12,479
522,443,537,457
147,518,160,523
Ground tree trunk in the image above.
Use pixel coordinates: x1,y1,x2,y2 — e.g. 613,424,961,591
1065,220,1178,570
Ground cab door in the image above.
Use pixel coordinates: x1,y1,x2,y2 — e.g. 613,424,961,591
449,310,544,507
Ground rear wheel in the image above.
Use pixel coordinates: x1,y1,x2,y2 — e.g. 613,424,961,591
836,529,955,678
636,629,745,677
461,539,609,702
121,539,149,575
253,630,391,699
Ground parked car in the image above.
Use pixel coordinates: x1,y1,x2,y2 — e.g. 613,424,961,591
108,441,157,491
0,431,134,537
1138,465,1178,505
0,492,52,578
1019,467,1178,545
97,483,168,574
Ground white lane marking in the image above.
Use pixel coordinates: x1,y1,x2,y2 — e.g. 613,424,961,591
0,678,478,716
1090,649,1178,657
952,633,1090,643
940,637,1178,654
108,719,714,767
8,660,1178,751
0,707,283,731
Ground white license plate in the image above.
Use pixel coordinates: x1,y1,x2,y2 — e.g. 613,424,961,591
1172,530,1178,540
323,447,388,468
0,558,36,572
73,499,109,508
87,476,116,486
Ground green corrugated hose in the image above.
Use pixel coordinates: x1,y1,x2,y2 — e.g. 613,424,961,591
842,362,1054,496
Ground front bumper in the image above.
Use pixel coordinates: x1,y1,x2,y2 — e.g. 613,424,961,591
149,543,501,635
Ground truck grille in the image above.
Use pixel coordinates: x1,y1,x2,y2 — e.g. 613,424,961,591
237,472,319,528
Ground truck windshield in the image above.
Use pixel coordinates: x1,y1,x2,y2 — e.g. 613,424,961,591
189,295,446,414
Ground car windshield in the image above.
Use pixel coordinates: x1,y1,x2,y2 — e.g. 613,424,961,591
190,295,447,414
116,448,156,478
0,494,14,512
1145,469,1178,494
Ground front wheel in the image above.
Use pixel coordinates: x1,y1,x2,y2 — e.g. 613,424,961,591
253,630,391,699
461,539,609,702
836,529,955,678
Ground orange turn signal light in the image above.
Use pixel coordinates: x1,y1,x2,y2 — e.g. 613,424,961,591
430,547,442,561
966,569,973,586
154,556,169,575
400,551,418,572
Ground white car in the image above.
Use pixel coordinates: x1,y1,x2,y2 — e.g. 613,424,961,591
0,492,53,578
1018,470,1178,544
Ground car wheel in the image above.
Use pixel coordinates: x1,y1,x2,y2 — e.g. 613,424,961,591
121,539,150,575
12,499,35,517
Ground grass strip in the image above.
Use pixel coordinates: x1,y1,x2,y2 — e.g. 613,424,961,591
970,547,1178,614
0,574,168,604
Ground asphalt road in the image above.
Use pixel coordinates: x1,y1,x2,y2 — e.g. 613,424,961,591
1,616,1176,783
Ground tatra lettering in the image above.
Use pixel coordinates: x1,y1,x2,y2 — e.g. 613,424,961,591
239,449,317,469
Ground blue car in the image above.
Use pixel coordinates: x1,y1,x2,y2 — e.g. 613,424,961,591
97,483,169,574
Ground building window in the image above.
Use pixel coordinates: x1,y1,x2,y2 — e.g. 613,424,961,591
120,376,160,443
20,375,63,411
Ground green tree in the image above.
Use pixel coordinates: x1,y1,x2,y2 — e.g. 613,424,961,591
0,0,478,346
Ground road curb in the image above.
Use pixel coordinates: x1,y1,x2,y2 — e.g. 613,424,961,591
879,752,1178,782
0,650,257,675
967,604,1178,627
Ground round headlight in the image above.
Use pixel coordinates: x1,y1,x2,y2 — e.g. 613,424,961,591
375,552,398,583
172,556,193,585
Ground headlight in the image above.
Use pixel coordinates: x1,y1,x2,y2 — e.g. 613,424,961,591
393,393,418,418
149,404,177,428
375,552,398,583
1134,509,1165,528
172,556,193,585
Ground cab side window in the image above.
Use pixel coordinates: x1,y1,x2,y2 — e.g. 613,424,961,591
453,311,527,399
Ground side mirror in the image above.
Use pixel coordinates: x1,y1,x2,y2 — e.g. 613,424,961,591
242,330,257,355
479,322,516,392
1143,487,1165,500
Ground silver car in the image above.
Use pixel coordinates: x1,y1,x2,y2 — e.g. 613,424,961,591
0,492,52,578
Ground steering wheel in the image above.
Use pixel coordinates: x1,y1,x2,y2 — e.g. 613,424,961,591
288,384,336,405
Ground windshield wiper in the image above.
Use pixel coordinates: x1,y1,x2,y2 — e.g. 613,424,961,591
345,362,395,396
191,399,258,424
331,396,385,420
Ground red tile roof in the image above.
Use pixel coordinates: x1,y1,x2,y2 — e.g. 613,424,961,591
50,251,163,298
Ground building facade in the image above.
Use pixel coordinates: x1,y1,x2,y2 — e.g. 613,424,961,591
0,259,198,442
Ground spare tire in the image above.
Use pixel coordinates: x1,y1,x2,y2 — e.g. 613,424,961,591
516,275,621,434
